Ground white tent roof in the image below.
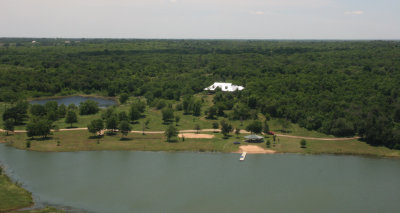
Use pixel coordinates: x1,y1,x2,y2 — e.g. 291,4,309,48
204,82,244,92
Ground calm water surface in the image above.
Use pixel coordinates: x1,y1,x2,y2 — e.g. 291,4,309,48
1,144,400,213
29,96,116,108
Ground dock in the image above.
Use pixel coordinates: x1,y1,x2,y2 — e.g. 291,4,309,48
240,152,247,161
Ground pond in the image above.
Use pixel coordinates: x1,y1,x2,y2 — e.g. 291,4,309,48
1,144,400,213
29,96,116,108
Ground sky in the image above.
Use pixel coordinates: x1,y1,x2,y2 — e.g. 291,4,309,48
0,0,399,39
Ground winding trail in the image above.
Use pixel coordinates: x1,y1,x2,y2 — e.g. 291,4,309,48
0,128,360,141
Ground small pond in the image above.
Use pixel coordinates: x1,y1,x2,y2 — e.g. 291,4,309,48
29,96,116,108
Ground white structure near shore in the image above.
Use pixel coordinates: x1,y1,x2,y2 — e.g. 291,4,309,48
204,82,244,92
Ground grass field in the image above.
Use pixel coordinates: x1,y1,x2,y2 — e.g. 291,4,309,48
1,95,399,158
2,130,400,158
0,95,338,138
0,172,33,212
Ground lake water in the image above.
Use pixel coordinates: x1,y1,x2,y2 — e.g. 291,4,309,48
29,96,116,108
1,144,400,213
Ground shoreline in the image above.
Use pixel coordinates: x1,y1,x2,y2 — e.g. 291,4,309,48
1,139,399,159
0,168,34,213
1,129,398,159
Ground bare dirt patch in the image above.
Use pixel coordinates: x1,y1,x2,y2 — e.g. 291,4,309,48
236,145,276,154
178,133,215,139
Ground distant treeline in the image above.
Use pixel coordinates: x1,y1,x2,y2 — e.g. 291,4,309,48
1,39,399,148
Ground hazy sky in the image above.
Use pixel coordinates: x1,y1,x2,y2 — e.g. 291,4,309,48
1,0,399,39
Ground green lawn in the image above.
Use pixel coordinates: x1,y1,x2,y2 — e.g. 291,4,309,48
259,135,400,158
2,130,239,153
2,130,400,158
0,173,33,212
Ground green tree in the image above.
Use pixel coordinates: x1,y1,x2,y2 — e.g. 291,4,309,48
119,120,132,138
266,140,271,148
300,139,307,148
68,103,77,111
165,124,178,142
106,115,119,132
79,100,99,115
87,119,104,136
26,118,51,139
129,105,141,123
206,105,217,119
65,110,78,128
246,120,263,134
3,101,29,124
47,110,58,122
30,104,47,117
102,107,115,120
44,101,58,114
118,111,129,121
192,101,202,116
220,119,233,138
119,93,129,104
162,107,174,123
212,122,219,132
57,104,67,118
175,115,180,126
3,119,14,135
232,103,250,120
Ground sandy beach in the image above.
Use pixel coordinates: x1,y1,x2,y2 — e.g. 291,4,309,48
236,145,276,154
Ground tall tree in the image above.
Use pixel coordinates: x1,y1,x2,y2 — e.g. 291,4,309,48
3,119,14,135
119,121,131,138
220,119,233,137
119,93,129,104
129,105,141,123
162,107,174,123
65,110,78,128
165,125,178,142
246,120,263,134
106,115,119,132
79,100,99,115
26,118,51,139
87,119,104,136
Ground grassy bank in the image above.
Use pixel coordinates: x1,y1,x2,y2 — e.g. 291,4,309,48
2,130,400,158
0,171,33,212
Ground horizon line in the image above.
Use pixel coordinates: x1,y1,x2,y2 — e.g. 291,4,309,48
1,37,400,41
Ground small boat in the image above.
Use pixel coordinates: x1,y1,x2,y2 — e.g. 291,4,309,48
240,152,247,161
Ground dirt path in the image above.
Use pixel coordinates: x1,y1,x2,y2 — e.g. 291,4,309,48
0,128,359,141
178,133,215,139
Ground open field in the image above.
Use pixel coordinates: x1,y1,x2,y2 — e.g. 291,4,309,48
1,130,399,158
0,172,33,212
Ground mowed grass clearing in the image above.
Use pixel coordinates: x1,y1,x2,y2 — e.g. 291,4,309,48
0,173,33,212
2,131,239,153
2,130,400,158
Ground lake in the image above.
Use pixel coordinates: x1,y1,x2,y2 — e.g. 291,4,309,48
1,144,400,213
29,96,116,108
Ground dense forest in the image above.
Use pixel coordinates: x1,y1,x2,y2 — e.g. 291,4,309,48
1,38,400,149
